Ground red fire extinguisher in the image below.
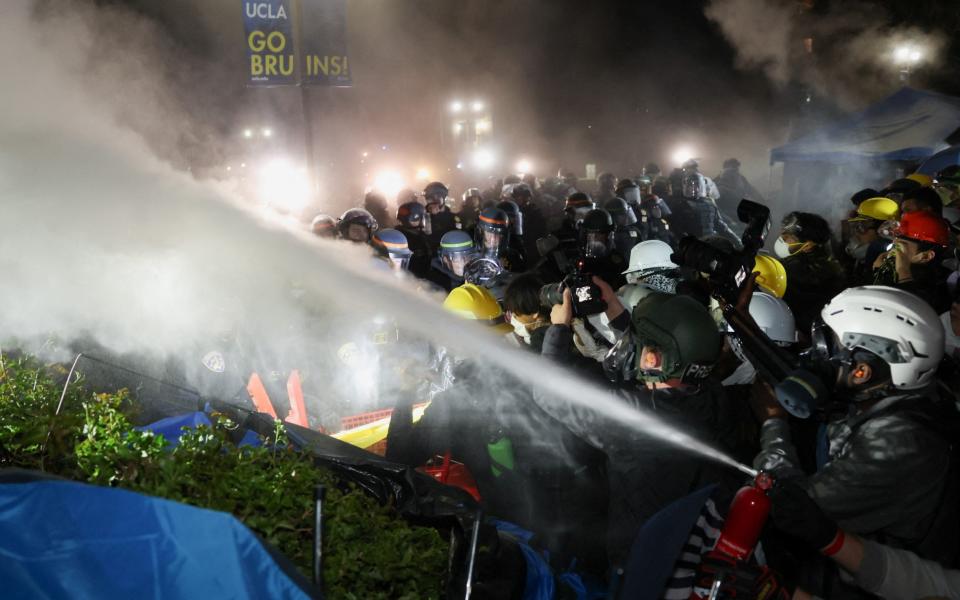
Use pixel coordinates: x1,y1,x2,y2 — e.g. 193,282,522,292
691,472,774,599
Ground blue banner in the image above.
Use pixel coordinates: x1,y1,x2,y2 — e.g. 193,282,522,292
242,0,296,86
300,0,352,87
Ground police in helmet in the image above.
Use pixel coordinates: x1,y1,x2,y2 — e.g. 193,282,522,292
428,230,476,292
310,214,336,239
364,191,392,229
337,208,378,244
604,197,642,266
460,187,482,230
423,181,458,247
476,207,511,261
395,201,432,279
596,172,617,204
371,228,413,272
579,208,624,287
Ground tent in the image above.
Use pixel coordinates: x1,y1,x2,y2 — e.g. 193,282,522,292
0,471,317,599
770,87,960,165
768,88,960,227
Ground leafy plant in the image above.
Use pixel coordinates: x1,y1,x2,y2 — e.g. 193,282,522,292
0,356,446,599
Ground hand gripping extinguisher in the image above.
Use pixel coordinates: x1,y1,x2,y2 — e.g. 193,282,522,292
691,472,774,600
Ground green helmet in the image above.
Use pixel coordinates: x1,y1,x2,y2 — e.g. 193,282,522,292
632,293,723,384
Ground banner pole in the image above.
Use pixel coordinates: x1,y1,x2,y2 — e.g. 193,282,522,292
293,0,320,203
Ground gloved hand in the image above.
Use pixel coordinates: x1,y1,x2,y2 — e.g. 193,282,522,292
693,553,790,599
768,479,839,551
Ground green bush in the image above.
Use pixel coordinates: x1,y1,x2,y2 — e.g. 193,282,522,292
0,356,446,599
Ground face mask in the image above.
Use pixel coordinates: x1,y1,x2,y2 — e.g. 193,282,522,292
510,316,532,344
774,236,803,258
639,272,678,294
845,240,869,260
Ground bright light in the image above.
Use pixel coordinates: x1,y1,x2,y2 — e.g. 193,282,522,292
416,167,431,180
257,158,311,213
242,129,253,138
361,151,369,158
471,100,484,112
450,100,463,113
453,123,463,135
893,44,923,65
671,146,695,166
226,165,232,172
516,158,533,174
262,128,273,138
475,119,491,134
456,162,463,169
473,148,497,171
372,170,406,200
240,163,246,168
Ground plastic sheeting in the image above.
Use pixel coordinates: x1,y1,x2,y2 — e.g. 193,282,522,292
0,478,314,599
770,88,960,164
917,144,960,176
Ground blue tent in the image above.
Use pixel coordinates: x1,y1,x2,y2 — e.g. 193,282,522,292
0,475,316,599
770,87,960,165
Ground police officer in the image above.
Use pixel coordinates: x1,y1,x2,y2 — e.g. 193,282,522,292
512,183,548,263
496,200,529,272
427,230,475,292
603,197,642,269
336,208,378,244
395,201,432,279
423,181,459,248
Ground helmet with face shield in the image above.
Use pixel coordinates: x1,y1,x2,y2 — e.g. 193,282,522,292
438,230,476,278
496,200,524,236
681,172,705,199
564,192,596,225
615,178,641,206
604,197,638,228
578,208,615,258
371,228,413,271
475,207,511,258
396,201,426,230
337,208,379,243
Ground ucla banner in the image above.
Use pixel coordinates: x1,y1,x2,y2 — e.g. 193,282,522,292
243,0,296,86
300,0,352,87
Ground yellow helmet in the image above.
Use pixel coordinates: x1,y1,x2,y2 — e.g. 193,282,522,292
443,284,512,334
753,254,787,298
906,173,933,187
849,197,900,223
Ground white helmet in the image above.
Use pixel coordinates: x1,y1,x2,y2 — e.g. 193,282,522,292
747,292,797,345
820,286,944,390
617,283,659,314
622,240,678,277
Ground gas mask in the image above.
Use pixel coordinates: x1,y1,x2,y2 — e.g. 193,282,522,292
804,318,897,404
602,330,638,384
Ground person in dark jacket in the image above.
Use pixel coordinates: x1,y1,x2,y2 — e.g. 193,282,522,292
423,181,459,248
512,183,548,264
395,201,432,280
533,288,741,565
363,191,393,230
774,211,846,336
667,171,737,243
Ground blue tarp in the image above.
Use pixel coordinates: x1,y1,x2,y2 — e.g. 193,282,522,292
770,88,960,164
0,480,313,599
917,144,960,176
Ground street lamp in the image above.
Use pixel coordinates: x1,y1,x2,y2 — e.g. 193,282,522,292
671,146,696,167
450,100,463,113
892,44,924,83
471,100,484,113
516,158,532,174
262,128,273,138
243,129,253,139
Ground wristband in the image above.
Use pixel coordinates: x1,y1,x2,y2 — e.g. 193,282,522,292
820,530,845,557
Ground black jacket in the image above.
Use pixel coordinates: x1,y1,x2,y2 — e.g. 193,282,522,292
781,245,847,335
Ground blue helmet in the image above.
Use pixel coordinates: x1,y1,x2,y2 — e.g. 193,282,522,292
438,230,475,278
372,228,413,271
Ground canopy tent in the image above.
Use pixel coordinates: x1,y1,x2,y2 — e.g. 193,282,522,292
770,87,960,165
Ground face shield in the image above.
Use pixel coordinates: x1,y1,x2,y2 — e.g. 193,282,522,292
510,211,524,236
347,223,370,243
583,230,611,258
441,249,475,278
386,253,412,271
681,176,702,199
480,227,506,257
621,187,640,205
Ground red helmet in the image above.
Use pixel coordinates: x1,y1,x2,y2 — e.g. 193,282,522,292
895,211,950,246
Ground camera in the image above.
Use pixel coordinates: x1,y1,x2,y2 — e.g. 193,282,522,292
672,199,771,303
539,259,607,318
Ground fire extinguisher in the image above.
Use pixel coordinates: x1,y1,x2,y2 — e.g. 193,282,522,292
691,472,774,600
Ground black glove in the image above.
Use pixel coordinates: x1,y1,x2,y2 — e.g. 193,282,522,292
693,553,790,599
768,479,839,551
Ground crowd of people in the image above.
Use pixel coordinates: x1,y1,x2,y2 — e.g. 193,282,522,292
308,159,960,599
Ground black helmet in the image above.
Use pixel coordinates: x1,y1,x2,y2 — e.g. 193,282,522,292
462,187,482,203
632,292,723,384
310,214,337,238
615,177,637,192
579,208,614,258
643,162,661,177
476,207,511,258
615,178,640,206
597,172,617,190
496,200,524,236
337,208,379,243
564,192,596,223
604,197,638,227
423,181,449,206
503,174,522,185
396,201,425,229
722,158,741,170
781,211,831,245
511,183,534,206
364,191,387,211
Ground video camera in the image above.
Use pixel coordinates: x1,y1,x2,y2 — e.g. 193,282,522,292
671,199,771,304
539,258,607,318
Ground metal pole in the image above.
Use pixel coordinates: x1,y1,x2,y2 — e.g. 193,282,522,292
313,484,326,592
464,509,482,600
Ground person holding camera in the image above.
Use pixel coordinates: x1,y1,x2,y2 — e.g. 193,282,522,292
534,286,740,565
